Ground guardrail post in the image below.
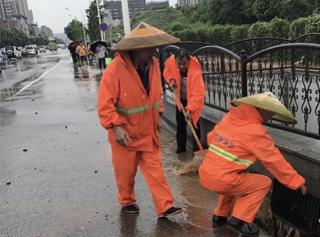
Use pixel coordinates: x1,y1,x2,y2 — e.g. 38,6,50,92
159,49,166,94
241,50,248,97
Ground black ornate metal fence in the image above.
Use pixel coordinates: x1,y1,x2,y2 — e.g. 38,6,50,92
244,43,320,138
223,37,292,56
159,37,320,139
192,46,242,112
294,33,320,44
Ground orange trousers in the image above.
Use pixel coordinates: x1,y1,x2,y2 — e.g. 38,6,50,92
200,172,271,223
111,142,174,215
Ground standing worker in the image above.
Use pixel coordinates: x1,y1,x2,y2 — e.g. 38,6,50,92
76,43,88,67
163,48,205,153
199,92,306,236
97,22,182,217
68,44,78,67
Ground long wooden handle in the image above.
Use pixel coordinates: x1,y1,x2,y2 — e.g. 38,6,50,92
174,90,204,151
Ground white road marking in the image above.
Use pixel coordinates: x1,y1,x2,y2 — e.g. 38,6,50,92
15,62,62,96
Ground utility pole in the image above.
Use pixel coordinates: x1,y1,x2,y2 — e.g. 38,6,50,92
96,0,105,41
121,0,130,34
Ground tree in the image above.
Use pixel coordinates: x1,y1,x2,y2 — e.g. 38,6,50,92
65,19,86,41
192,0,246,24
251,0,281,21
86,0,101,42
279,0,311,20
0,28,48,47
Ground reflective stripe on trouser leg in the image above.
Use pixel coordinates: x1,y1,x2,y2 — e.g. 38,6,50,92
139,147,174,215
111,142,139,206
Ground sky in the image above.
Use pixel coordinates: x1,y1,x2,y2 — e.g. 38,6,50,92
28,0,178,33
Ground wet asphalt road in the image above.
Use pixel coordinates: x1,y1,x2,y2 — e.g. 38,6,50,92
0,51,272,237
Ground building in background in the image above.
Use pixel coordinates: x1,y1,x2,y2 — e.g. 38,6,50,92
103,0,147,21
27,9,33,24
39,25,53,39
0,0,6,20
147,0,169,9
177,0,201,7
0,0,47,38
28,23,39,37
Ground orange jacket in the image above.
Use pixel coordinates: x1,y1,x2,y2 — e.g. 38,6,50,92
97,52,163,152
199,104,305,190
76,45,87,57
163,55,205,127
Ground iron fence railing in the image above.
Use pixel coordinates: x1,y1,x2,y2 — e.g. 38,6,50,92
223,37,292,55
159,39,320,139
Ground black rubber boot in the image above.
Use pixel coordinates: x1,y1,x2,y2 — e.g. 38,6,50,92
228,216,260,236
121,204,139,214
212,215,228,226
159,207,182,217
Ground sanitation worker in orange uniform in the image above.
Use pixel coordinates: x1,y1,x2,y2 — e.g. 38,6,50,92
97,22,182,217
163,48,205,153
199,92,306,236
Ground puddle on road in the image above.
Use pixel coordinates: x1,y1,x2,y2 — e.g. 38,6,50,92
1,56,60,73
0,107,16,127
0,73,42,102
73,67,102,82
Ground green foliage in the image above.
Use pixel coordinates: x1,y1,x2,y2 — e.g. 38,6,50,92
86,0,101,41
131,8,183,30
305,14,320,33
106,25,124,44
230,25,250,42
279,0,310,20
248,22,271,38
0,28,48,47
251,0,281,21
125,0,320,45
289,17,309,38
65,19,86,41
269,17,290,39
192,0,315,24
192,0,254,24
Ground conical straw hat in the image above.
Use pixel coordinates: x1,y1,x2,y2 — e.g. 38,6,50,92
112,22,180,51
231,92,297,124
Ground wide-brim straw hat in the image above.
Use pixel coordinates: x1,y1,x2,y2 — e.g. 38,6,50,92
231,92,297,124
112,22,180,51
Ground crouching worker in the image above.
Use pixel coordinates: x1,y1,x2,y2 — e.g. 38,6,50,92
198,92,306,236
97,22,182,218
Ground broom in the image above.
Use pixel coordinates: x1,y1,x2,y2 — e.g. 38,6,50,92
172,90,207,175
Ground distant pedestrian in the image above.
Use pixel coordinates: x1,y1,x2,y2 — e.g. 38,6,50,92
76,43,88,67
69,48,78,67
96,44,107,70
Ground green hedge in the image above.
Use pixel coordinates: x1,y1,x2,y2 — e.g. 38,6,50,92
168,14,320,44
